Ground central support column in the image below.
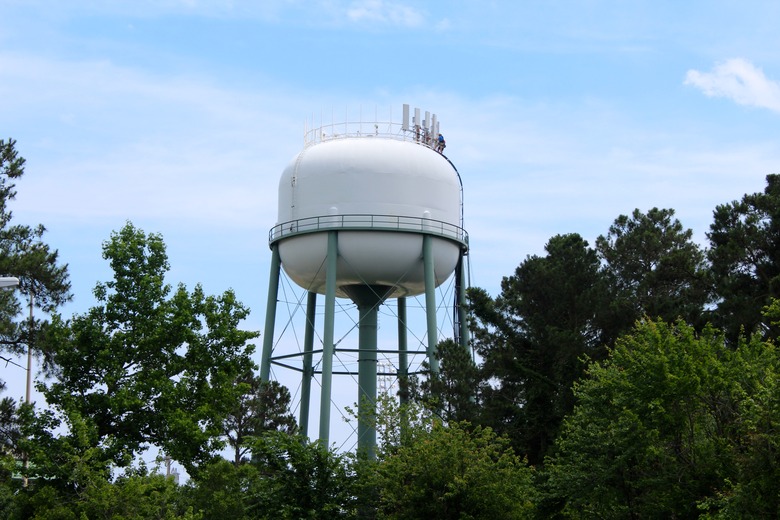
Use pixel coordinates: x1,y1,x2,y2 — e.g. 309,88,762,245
397,297,408,407
342,284,391,461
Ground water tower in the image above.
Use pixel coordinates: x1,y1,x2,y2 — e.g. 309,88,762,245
260,105,469,458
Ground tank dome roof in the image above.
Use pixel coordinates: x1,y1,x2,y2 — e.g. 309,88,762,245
277,137,461,226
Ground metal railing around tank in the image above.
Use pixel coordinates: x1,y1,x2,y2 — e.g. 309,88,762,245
268,214,469,248
303,120,443,150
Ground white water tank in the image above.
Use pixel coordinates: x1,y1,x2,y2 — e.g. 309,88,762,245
272,136,465,298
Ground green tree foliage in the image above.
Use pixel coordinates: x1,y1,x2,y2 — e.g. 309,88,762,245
0,138,70,385
373,420,536,520
40,222,257,477
470,233,609,465
245,431,356,519
0,395,20,462
185,432,357,519
708,174,780,342
78,472,199,520
0,139,70,510
0,393,21,496
223,374,298,466
416,339,481,424
596,207,710,333
13,401,197,518
544,319,780,518
8,469,200,520
183,459,257,519
19,403,113,495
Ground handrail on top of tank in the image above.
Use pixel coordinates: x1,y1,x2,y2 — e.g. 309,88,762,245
269,214,469,249
303,120,441,151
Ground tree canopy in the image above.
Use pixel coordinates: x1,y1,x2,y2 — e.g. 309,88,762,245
543,318,780,518
223,374,298,466
596,207,711,331
470,233,610,464
4,141,780,518
0,138,70,387
708,174,780,342
374,419,537,520
39,222,258,477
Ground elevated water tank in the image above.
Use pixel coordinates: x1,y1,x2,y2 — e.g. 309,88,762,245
271,136,465,298
261,106,472,458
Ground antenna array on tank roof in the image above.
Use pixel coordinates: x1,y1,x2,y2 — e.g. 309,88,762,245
304,104,441,150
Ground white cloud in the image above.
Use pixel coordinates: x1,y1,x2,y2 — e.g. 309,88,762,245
346,0,424,27
685,58,780,113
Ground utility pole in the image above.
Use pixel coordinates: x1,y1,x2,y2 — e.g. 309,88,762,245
23,290,33,488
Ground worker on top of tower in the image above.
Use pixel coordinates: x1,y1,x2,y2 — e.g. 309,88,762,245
436,133,446,154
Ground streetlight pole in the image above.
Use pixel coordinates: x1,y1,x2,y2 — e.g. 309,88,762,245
26,291,33,405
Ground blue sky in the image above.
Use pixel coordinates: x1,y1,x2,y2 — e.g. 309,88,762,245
2,0,780,456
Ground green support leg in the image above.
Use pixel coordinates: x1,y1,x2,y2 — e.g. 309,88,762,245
423,235,440,375
300,291,317,439
319,231,338,448
260,245,281,382
458,253,471,354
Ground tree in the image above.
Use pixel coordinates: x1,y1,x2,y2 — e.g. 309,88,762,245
77,471,199,520
596,207,710,333
0,392,21,484
707,174,780,342
415,338,481,424
374,420,536,520
543,319,780,518
40,222,257,477
697,299,780,519
7,465,200,520
0,138,70,387
245,430,357,519
223,374,297,466
183,459,258,520
470,233,610,465
183,431,358,520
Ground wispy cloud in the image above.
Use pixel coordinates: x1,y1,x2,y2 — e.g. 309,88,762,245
685,58,780,114
346,0,424,27
0,51,300,231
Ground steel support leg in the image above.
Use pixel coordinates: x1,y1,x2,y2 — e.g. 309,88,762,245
300,291,317,438
260,245,281,381
318,231,338,448
423,235,440,375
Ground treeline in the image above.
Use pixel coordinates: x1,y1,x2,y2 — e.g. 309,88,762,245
418,174,780,517
1,136,780,518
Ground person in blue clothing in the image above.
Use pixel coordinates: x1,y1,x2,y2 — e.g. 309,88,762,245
436,133,446,153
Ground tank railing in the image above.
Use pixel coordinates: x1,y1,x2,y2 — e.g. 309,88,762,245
269,213,469,247
303,121,440,151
